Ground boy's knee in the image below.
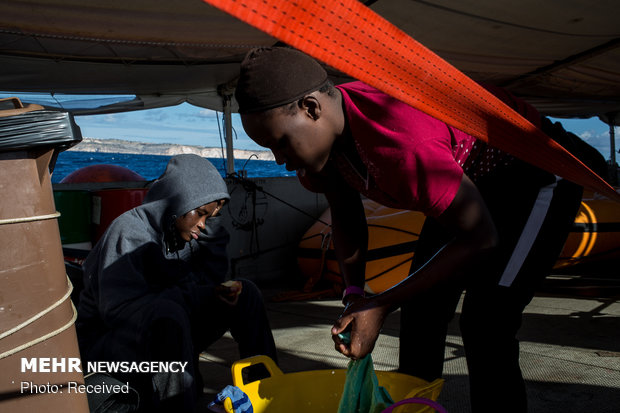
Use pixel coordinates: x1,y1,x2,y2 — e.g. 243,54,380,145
235,279,268,312
239,278,260,294
142,299,191,333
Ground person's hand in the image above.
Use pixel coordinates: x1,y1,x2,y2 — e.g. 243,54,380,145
331,296,388,359
216,280,242,306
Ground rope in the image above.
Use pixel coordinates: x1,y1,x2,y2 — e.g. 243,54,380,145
229,173,330,225
0,211,61,225
201,0,620,203
0,277,77,359
261,186,330,225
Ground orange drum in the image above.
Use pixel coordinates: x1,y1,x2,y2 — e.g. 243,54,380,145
91,188,149,243
60,163,146,184
59,164,149,244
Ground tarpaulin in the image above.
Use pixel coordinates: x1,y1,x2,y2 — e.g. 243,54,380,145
0,110,82,152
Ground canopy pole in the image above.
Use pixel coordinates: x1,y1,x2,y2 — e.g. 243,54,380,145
221,92,235,176
608,113,618,185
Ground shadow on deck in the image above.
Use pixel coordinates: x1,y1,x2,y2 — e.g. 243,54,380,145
198,265,620,412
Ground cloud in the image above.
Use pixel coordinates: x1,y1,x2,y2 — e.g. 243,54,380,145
198,109,216,118
577,128,618,158
172,107,218,123
144,110,169,122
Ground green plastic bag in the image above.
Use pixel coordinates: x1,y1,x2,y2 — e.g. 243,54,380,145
337,354,394,413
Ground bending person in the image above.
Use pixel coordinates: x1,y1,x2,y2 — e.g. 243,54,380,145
234,47,593,412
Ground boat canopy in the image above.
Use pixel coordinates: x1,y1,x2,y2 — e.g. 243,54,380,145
0,0,619,124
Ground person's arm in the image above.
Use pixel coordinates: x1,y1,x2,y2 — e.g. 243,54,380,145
332,173,498,359
324,179,368,304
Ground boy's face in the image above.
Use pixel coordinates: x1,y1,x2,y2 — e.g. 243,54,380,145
241,97,336,176
175,200,223,242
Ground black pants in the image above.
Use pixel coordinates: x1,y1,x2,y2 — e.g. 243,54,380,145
81,279,277,413
399,160,583,412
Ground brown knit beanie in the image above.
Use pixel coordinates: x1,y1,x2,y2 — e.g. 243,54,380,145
235,47,329,113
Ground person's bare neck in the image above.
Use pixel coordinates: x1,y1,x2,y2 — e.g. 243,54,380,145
333,89,346,138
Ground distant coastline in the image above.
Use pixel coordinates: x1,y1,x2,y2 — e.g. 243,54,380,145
69,138,275,161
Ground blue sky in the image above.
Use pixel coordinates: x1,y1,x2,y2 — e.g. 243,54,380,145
73,102,619,160
74,103,264,151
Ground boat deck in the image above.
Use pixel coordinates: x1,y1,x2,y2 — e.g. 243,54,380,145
197,267,620,412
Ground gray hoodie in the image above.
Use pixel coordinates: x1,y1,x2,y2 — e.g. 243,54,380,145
76,154,231,350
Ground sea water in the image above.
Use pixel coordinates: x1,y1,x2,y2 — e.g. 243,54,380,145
52,151,294,183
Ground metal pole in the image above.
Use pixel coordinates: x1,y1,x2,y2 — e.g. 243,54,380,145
606,113,618,185
609,117,616,165
222,93,235,176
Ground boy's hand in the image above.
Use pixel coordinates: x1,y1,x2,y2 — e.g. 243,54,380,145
331,296,387,359
216,280,243,306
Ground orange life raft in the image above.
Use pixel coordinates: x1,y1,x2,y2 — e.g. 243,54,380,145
297,200,425,295
297,192,620,294
555,190,620,268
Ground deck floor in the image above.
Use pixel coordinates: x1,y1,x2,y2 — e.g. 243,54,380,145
198,269,620,412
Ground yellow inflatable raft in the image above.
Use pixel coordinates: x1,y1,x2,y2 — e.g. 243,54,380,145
297,191,620,294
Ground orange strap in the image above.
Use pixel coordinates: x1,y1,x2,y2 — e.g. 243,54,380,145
202,0,620,202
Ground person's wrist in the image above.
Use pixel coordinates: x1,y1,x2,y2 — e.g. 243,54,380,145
342,285,365,304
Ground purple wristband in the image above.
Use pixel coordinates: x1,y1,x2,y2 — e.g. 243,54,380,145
342,286,365,301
